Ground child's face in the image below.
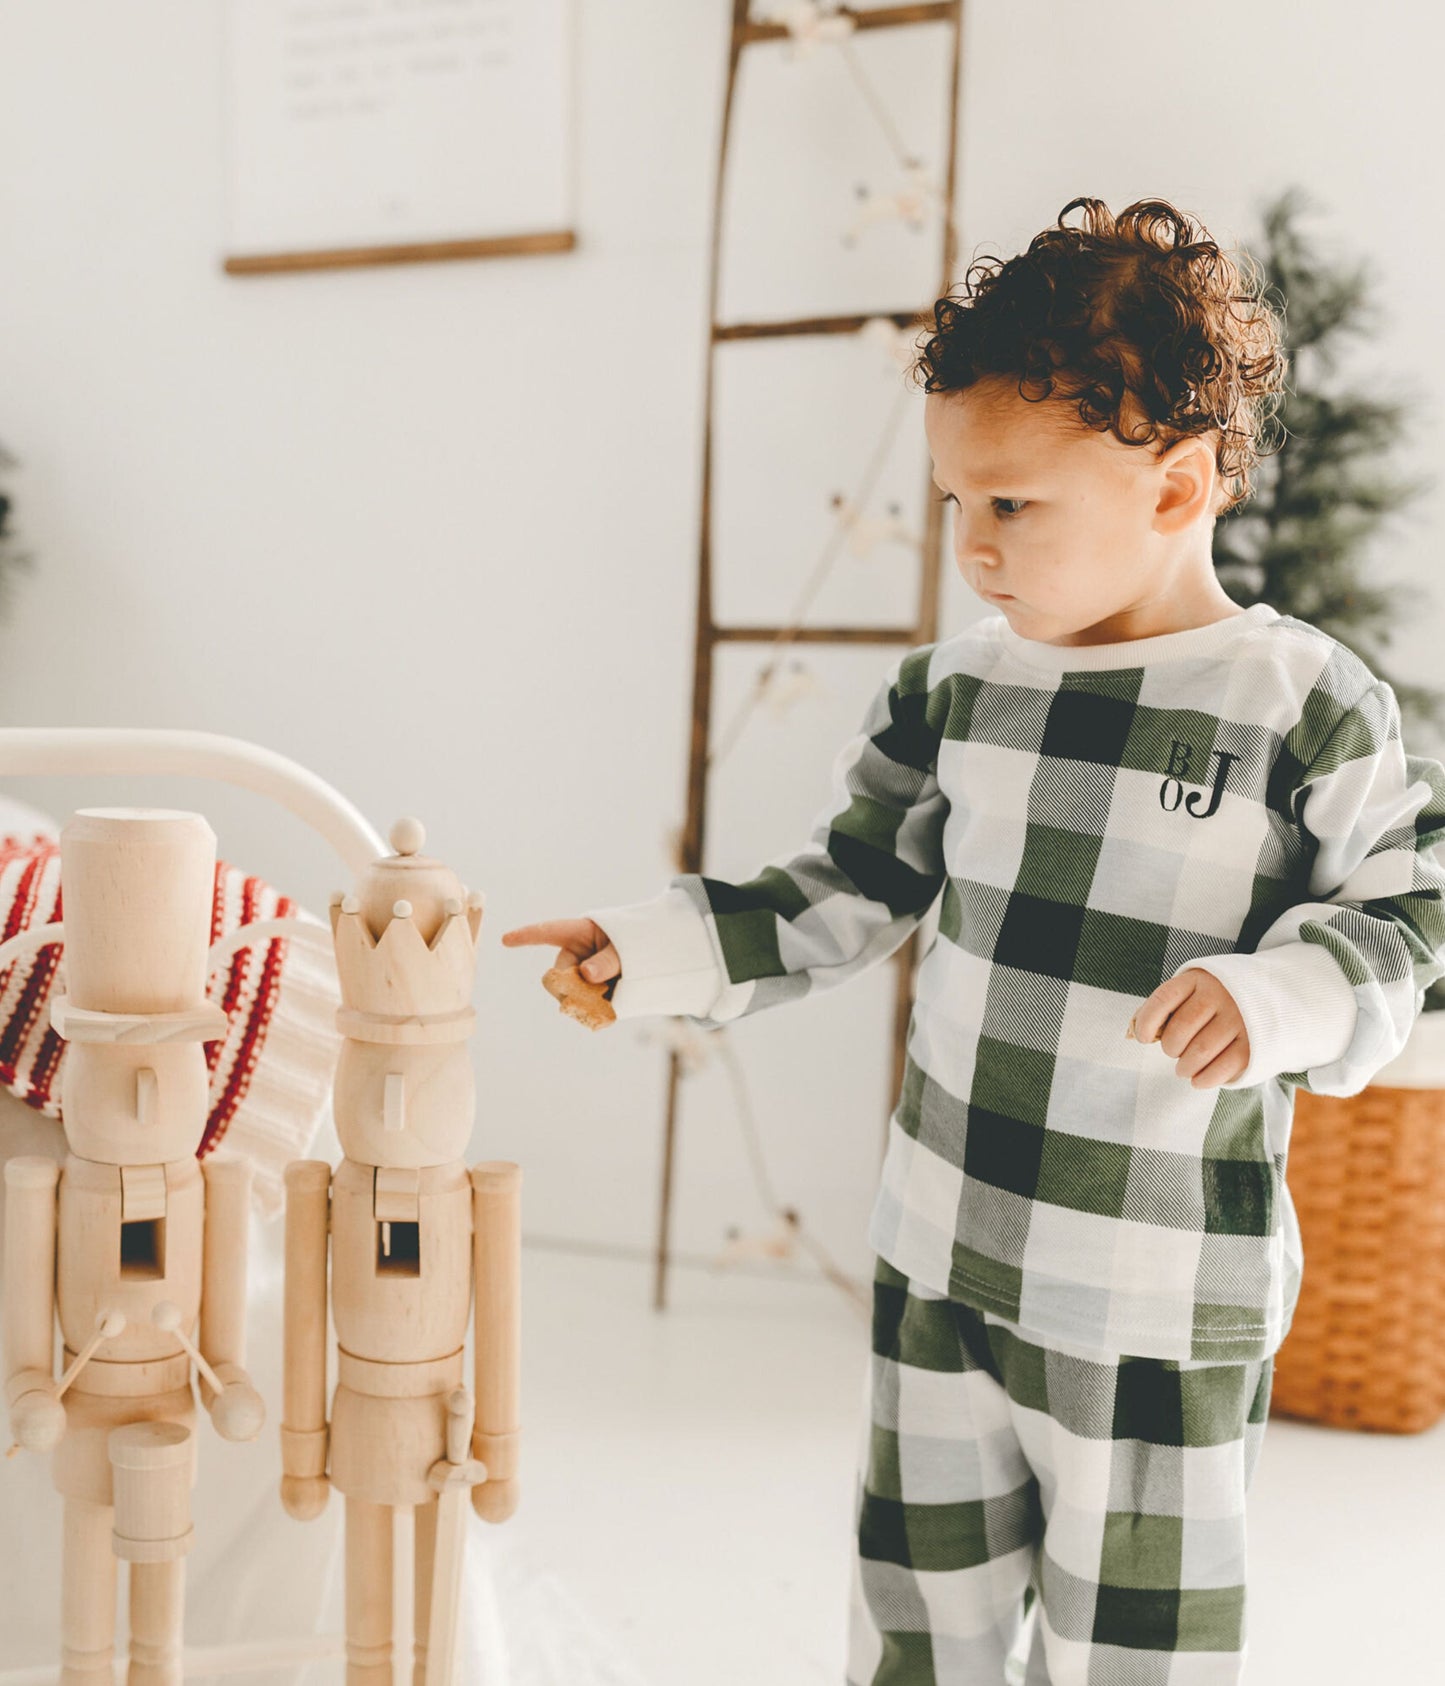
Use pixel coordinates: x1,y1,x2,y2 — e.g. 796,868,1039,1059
924,378,1221,645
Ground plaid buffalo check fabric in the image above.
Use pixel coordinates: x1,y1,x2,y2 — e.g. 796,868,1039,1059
588,600,1445,1361
847,1259,1272,1686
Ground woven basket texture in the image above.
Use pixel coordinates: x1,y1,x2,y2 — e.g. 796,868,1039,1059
1274,1084,1445,1434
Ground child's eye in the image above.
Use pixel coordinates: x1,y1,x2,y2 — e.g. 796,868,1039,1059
932,490,1028,519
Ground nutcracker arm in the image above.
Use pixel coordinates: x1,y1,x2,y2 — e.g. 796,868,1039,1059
3,1158,64,1453
469,1161,521,1523
199,1156,265,1442
280,1159,332,1520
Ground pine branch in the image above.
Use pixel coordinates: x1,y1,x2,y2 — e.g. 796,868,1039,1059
1219,187,1441,729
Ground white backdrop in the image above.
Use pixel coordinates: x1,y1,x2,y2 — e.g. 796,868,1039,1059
0,0,1440,1286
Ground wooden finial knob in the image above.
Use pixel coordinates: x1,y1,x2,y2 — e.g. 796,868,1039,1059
390,817,426,858
151,1301,183,1334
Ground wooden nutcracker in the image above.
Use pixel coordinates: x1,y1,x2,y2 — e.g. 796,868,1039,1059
281,817,521,1686
2,809,265,1685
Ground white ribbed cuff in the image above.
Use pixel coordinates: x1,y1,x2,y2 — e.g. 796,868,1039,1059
583,887,725,1021
1171,940,1359,1089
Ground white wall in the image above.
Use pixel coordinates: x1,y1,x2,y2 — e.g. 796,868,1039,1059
0,0,1440,1286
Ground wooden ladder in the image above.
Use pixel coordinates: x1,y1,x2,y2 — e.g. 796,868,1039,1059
655,0,966,1308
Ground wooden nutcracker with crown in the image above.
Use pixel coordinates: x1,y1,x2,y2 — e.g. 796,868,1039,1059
281,816,521,1686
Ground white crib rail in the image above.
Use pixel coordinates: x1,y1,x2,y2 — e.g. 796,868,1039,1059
0,728,384,873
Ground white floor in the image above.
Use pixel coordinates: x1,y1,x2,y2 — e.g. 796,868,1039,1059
499,1244,1445,1686
5,1241,1437,1683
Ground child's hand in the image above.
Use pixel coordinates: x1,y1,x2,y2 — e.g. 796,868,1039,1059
1128,969,1251,1089
500,918,620,985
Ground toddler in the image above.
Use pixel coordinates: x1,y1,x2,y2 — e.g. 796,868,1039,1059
503,196,1445,1684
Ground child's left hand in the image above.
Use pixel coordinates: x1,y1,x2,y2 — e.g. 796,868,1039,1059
1128,969,1251,1089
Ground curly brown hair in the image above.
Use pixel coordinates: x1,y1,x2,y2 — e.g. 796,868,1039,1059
912,197,1289,514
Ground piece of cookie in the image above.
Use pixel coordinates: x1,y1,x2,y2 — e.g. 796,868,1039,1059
542,964,618,1031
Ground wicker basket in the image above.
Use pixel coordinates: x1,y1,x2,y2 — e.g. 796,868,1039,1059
1272,1014,1445,1434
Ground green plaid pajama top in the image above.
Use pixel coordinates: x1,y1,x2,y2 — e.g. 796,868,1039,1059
588,601,1445,1363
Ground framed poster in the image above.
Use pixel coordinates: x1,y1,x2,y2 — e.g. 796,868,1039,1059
222,0,576,274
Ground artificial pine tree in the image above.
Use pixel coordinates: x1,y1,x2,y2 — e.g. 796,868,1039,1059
1213,184,1445,1008
0,440,30,617
1216,185,1440,722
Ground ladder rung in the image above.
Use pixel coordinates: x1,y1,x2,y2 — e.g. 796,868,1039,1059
739,3,959,45
715,309,924,343
712,624,919,645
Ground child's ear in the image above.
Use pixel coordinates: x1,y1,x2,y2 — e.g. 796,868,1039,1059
1153,434,1217,532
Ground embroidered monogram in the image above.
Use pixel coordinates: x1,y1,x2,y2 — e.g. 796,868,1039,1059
1159,741,1240,818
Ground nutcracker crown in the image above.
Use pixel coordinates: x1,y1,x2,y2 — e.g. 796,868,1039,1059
329,818,484,1022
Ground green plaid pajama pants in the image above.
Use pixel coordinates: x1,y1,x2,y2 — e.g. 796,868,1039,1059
847,1260,1274,1685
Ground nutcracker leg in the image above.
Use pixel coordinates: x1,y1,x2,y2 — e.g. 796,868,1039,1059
412,1497,438,1686
346,1498,395,1681
59,1498,117,1684
127,1561,186,1686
